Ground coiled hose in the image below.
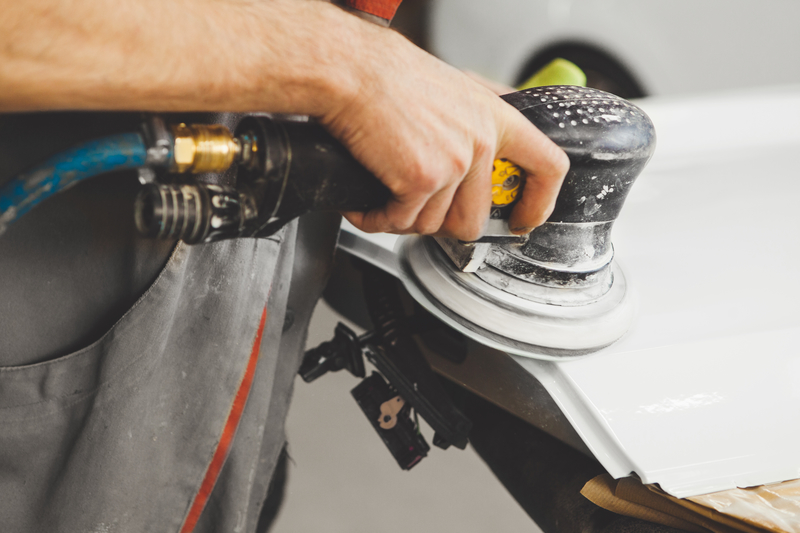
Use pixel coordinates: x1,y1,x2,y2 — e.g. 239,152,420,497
0,133,147,234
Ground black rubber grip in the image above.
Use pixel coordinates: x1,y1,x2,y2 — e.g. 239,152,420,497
278,120,392,214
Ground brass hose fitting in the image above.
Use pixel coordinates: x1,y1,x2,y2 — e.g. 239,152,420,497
170,124,241,174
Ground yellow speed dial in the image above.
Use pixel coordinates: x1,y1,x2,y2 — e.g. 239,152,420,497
491,159,525,206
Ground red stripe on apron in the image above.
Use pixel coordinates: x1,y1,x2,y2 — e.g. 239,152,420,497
179,305,269,533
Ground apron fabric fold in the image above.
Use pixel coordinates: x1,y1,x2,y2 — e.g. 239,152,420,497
0,223,297,533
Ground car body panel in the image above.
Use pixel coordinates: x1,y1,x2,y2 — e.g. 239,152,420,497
337,86,800,497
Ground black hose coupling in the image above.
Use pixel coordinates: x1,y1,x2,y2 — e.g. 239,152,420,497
134,182,257,244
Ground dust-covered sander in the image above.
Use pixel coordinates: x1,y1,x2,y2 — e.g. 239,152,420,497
400,86,656,358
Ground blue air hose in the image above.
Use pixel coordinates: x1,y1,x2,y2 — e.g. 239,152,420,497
0,133,148,233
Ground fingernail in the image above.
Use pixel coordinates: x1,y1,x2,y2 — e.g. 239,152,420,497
510,226,532,235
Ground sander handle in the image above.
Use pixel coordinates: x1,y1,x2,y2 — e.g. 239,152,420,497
241,117,394,220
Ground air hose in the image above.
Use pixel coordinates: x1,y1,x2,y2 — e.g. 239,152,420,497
0,133,148,234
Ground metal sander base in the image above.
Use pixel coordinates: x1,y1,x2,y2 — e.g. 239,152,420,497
398,236,636,359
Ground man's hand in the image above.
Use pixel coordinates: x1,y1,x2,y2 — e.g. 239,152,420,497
0,0,568,240
322,26,569,240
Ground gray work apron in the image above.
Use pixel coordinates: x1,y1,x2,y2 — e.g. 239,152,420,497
0,223,300,532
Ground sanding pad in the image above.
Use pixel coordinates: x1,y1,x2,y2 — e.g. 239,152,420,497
398,236,637,359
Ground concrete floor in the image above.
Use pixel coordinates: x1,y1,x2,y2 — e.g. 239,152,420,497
270,301,543,533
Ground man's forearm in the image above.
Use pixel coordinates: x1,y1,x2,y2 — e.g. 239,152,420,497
0,0,368,115
1,0,569,240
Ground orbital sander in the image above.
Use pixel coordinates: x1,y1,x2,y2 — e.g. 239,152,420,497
401,86,656,358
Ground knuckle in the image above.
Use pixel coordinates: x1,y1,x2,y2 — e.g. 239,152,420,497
404,157,426,180
403,160,441,195
473,137,494,163
415,218,444,236
470,140,497,184
450,153,470,178
446,216,484,242
415,172,441,194
460,222,485,242
387,212,417,234
385,220,410,235
553,148,570,176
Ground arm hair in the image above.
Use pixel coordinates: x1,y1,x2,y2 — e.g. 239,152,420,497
0,0,376,115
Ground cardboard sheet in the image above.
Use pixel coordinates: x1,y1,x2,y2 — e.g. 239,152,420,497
582,475,800,533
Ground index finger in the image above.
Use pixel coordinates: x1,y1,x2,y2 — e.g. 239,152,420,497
497,111,569,234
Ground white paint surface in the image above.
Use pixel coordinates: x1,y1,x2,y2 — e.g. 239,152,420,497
519,87,800,497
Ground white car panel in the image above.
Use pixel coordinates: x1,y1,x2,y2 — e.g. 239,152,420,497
339,86,800,497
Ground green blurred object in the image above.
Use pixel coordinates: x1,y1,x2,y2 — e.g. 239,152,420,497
517,58,587,90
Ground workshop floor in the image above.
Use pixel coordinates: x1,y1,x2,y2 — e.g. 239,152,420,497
270,301,543,533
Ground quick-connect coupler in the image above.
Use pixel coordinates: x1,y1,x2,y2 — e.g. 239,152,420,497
169,123,242,174
0,117,260,236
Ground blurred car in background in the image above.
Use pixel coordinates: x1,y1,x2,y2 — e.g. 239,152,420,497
427,0,800,97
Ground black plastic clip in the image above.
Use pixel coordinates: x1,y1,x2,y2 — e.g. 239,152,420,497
298,322,365,383
300,317,472,463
